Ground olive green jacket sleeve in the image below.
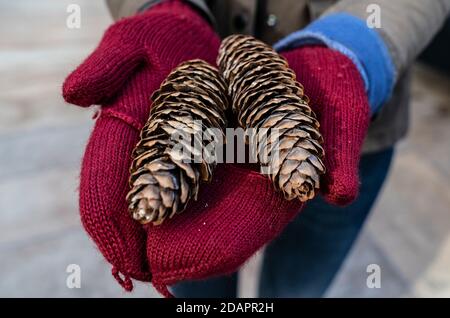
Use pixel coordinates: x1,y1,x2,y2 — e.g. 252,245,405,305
324,0,450,80
107,0,450,81
105,0,214,25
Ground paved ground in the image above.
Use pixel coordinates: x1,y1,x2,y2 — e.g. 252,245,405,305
0,0,449,297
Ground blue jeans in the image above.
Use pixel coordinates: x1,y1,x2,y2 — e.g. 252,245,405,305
171,148,394,297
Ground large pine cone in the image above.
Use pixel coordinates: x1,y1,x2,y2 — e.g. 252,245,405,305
127,60,228,225
218,35,325,202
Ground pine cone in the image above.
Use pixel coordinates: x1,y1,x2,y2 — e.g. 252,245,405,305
218,35,325,202
127,60,228,225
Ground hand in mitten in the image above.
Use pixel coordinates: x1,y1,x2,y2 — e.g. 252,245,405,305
146,164,303,297
281,46,371,205
145,44,371,296
63,0,299,295
274,12,396,204
62,0,220,290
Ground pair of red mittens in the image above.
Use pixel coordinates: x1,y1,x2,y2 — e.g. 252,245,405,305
63,0,369,296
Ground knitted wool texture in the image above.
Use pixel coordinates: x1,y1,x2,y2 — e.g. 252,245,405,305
282,46,370,204
147,165,302,296
63,0,221,290
63,0,370,295
147,46,371,297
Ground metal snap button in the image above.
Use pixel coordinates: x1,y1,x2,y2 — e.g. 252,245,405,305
266,14,278,27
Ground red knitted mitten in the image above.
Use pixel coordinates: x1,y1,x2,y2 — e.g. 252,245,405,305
145,46,370,296
282,46,371,205
147,165,302,297
62,0,220,290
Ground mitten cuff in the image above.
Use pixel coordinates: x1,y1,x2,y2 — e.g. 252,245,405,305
274,13,395,114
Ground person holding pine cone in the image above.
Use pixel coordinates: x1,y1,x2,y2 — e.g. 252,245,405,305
62,0,450,297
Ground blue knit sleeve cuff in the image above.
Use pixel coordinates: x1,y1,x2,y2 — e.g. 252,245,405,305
274,13,396,114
